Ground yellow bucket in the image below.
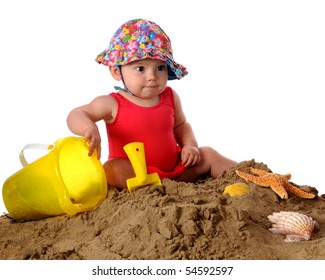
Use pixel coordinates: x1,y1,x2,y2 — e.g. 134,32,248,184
2,136,107,220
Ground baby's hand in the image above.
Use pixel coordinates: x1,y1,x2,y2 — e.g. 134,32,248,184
83,126,101,159
181,145,201,167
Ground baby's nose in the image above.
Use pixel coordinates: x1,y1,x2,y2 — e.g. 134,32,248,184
146,70,157,80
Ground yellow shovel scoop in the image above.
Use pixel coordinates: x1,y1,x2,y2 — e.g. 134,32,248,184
123,142,162,192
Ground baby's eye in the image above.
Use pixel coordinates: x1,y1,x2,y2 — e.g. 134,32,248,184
157,65,166,71
136,66,145,72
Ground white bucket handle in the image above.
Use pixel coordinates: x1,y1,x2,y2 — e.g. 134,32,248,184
19,143,56,167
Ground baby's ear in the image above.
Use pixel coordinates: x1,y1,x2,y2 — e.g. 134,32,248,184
109,66,122,81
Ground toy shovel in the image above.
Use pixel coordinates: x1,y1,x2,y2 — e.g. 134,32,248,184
123,142,161,192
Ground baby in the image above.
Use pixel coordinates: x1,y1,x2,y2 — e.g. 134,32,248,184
67,19,237,189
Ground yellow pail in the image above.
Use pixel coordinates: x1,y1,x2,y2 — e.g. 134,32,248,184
2,136,107,220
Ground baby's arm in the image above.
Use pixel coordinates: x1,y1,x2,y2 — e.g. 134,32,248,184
173,90,201,167
67,95,117,158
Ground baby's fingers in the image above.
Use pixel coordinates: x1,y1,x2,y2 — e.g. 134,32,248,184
83,128,101,159
182,151,200,167
87,138,101,159
93,140,102,159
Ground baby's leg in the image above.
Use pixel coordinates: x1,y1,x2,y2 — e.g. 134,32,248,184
176,147,237,182
103,158,135,189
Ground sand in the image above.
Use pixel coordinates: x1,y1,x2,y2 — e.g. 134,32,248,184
1,159,325,260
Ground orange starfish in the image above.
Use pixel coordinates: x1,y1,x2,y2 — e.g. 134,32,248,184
235,167,315,199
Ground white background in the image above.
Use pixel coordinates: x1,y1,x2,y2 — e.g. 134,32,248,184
1,0,324,216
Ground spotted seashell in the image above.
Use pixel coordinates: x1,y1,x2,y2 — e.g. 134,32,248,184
267,211,319,242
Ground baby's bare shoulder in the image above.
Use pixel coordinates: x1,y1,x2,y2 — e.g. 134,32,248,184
91,94,117,107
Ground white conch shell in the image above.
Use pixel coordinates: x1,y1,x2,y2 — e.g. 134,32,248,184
267,211,319,242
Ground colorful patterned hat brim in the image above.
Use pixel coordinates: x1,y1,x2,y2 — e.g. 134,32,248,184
95,19,187,80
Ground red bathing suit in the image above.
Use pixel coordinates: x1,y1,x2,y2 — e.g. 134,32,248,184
106,86,185,179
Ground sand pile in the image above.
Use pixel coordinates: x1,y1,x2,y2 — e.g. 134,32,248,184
1,160,325,260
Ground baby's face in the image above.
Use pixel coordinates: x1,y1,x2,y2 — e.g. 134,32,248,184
120,59,168,99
